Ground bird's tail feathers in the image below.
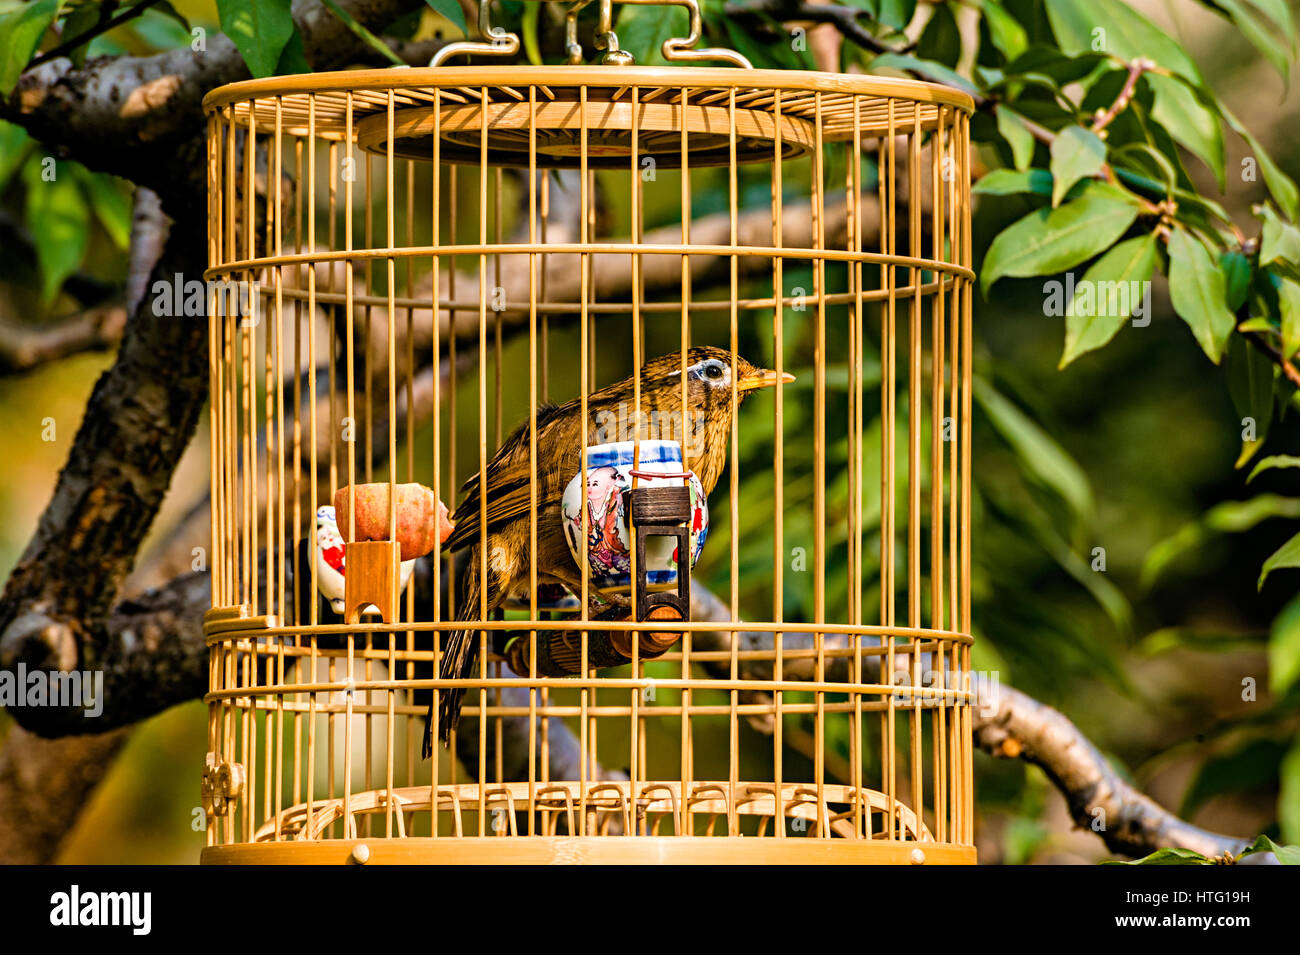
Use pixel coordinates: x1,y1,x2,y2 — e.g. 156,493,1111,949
421,566,483,757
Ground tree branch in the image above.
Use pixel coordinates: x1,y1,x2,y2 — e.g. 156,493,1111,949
27,0,166,71
3,0,425,220
686,587,1250,860
0,305,127,376
4,561,1249,859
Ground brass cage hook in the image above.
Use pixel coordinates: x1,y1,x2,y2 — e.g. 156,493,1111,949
433,0,753,67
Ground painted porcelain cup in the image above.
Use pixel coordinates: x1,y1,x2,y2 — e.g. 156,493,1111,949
560,440,708,594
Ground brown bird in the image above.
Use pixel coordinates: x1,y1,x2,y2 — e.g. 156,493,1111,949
423,345,793,755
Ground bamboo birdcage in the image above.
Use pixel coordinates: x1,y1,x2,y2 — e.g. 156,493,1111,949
200,0,976,864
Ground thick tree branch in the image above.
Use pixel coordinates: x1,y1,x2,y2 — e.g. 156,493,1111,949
0,225,207,688
3,0,424,220
686,587,1250,860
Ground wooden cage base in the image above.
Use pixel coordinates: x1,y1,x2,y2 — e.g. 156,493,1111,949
202,836,976,865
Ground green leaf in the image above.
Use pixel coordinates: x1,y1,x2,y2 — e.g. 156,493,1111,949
1270,592,1300,696
22,160,88,303
1281,740,1300,845
0,0,63,95
981,0,1027,61
981,196,1138,293
58,2,98,68
1227,336,1275,464
615,2,687,65
1044,0,1202,84
1066,233,1159,369
1248,454,1300,482
520,0,540,65
218,0,297,78
973,167,1054,197
1215,0,1291,83
1146,72,1225,190
1260,529,1300,589
152,0,192,33
977,168,1055,198
995,105,1037,171
1104,847,1214,865
1134,627,1264,657
1060,233,1157,366
1218,97,1299,220
1180,738,1288,818
77,170,131,249
273,24,310,74
1257,203,1300,269
917,3,960,65
1141,495,1300,588
1240,834,1300,864
1049,125,1106,206
1167,228,1236,363
318,0,402,66
424,0,466,33
869,53,979,94
1280,278,1300,361
975,378,1094,526
0,119,29,192
1245,0,1298,47
1220,250,1252,311
876,0,916,31
1003,46,1107,85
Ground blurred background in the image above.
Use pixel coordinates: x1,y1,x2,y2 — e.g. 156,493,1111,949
1,0,1298,863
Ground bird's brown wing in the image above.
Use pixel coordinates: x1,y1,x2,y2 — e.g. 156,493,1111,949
444,401,571,552
444,463,553,551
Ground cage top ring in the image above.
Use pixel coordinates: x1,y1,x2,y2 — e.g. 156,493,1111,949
203,66,975,169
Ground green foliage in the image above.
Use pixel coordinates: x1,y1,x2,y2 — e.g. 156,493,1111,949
1269,593,1300,697
615,2,689,66
1104,846,1220,865
1180,737,1290,818
1049,126,1106,206
1243,834,1300,863
0,0,63,95
981,196,1138,293
217,0,296,77
3,0,1300,860
1141,495,1300,589
1109,835,1300,864
1059,234,1157,366
1168,229,1236,364
425,0,466,33
22,159,88,303
1044,0,1202,82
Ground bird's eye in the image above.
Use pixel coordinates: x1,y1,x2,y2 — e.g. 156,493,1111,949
706,362,724,379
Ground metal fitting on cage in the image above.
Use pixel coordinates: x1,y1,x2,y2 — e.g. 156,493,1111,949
201,753,245,819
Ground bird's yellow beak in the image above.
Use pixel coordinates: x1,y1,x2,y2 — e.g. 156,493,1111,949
737,368,797,392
